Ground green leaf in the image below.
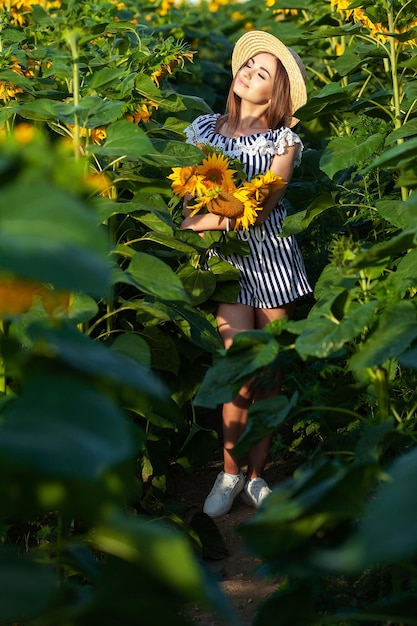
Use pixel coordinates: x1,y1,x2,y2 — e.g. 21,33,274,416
375,199,417,229
140,325,181,374
280,193,336,236
194,331,277,408
134,72,163,101
385,118,417,145
240,459,375,560
28,322,167,400
334,50,364,76
125,251,189,302
0,183,111,296
87,67,127,89
320,134,384,179
177,263,217,305
93,513,207,597
176,424,219,470
0,550,57,622
148,138,204,166
14,98,58,121
233,393,298,458
141,231,209,254
348,229,417,269
0,370,135,479
54,97,124,127
90,120,155,158
110,333,152,368
318,446,417,572
385,248,417,297
297,82,358,120
169,302,221,353
349,301,417,370
366,136,417,171
295,301,376,360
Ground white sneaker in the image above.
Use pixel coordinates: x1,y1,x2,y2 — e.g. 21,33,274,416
241,477,272,508
203,471,245,518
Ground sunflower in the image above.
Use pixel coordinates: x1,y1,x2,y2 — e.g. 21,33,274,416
168,165,201,198
169,148,279,229
242,170,286,203
203,187,259,230
231,187,260,230
196,152,237,193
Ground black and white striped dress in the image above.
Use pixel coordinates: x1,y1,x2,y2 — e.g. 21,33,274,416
185,113,312,308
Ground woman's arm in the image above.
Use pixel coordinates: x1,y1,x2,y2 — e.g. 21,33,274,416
180,212,230,232
254,144,298,225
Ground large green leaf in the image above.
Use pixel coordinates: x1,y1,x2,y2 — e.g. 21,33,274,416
177,263,217,305
295,301,376,360
348,229,417,269
0,369,136,480
349,300,417,370
54,97,124,127
194,331,278,408
239,459,376,560
232,393,298,457
366,135,417,170
0,550,57,622
280,193,336,236
167,302,221,352
89,120,155,158
0,182,111,296
297,82,359,120
91,512,237,622
28,322,168,400
374,198,417,229
320,134,384,179
124,251,190,302
316,446,417,573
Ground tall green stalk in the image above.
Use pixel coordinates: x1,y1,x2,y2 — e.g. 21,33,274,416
64,29,81,160
386,0,409,201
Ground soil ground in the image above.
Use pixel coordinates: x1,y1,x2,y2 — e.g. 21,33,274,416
168,449,298,626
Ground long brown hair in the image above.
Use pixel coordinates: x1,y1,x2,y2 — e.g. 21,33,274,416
215,55,292,134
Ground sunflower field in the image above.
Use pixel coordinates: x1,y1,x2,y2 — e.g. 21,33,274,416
1,0,417,624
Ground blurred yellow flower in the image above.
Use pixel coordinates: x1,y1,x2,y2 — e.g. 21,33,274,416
14,123,36,143
0,277,69,317
159,0,174,15
0,81,24,100
85,171,114,198
0,0,61,24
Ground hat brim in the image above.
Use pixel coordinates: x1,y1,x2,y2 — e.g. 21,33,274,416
231,30,307,127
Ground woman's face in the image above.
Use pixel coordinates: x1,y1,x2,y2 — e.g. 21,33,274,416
233,52,277,105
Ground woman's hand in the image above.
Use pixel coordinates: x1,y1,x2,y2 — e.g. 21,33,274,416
179,212,229,235
182,193,194,218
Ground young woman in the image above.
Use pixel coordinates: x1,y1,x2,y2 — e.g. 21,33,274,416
180,30,312,518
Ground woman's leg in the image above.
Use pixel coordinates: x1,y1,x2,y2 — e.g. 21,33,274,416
246,303,295,480
217,302,255,475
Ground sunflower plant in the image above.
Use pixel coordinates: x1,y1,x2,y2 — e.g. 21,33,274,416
168,145,286,230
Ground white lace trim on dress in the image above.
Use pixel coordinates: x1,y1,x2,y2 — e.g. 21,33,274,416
184,117,303,166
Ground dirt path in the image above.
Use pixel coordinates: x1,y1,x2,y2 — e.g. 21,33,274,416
169,457,297,626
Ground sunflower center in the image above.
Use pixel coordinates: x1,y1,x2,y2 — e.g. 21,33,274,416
204,167,224,184
207,192,244,217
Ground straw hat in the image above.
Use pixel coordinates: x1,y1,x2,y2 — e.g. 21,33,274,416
231,30,307,127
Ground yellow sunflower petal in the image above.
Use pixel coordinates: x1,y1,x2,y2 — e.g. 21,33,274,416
196,152,237,192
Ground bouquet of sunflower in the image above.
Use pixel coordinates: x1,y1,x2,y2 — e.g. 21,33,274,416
168,146,286,230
